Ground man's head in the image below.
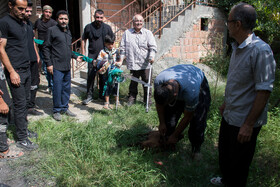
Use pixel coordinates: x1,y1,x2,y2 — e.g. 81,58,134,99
94,9,104,27
104,35,115,51
133,14,144,32
42,5,53,21
24,1,33,20
228,3,256,39
154,80,177,106
8,0,28,20
56,10,69,29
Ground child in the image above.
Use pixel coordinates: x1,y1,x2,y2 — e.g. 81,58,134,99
96,35,122,109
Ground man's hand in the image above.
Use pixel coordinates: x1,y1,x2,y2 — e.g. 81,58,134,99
77,56,83,62
237,124,253,144
47,65,53,75
219,102,226,116
159,123,167,136
0,90,9,114
10,71,21,87
149,58,154,64
167,134,178,145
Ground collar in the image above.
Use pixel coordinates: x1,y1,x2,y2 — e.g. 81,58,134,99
132,28,143,34
57,24,69,32
232,33,255,50
8,14,24,25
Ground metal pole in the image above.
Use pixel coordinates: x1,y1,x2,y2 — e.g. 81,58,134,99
66,0,68,12
116,82,120,110
145,64,152,113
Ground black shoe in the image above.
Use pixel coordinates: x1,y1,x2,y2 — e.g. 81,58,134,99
63,109,76,117
127,99,135,106
16,138,38,151
82,97,93,105
28,108,43,116
27,129,38,138
53,112,62,121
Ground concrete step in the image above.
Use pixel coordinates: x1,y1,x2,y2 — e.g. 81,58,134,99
71,77,87,88
80,69,87,79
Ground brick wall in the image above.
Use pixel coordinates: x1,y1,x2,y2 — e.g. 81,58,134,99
163,18,227,63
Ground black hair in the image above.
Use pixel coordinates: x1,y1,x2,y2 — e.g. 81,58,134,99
27,2,33,6
94,9,104,16
154,82,174,105
56,10,69,19
8,0,17,6
231,2,257,31
104,35,115,44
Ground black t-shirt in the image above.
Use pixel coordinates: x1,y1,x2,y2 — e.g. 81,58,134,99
26,20,37,62
0,15,30,69
34,18,57,41
82,22,113,60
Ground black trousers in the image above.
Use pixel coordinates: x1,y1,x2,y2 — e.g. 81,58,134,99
218,117,262,187
164,77,211,151
129,69,152,103
28,61,40,109
86,63,104,99
5,68,30,141
0,78,12,152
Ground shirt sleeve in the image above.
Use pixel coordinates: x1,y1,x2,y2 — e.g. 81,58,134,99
147,31,157,59
82,25,89,40
42,28,53,67
254,47,276,92
0,20,9,39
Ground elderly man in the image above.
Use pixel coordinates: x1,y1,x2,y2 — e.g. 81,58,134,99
210,3,276,187
119,14,157,106
34,5,56,94
81,9,114,105
43,10,82,121
154,64,211,158
0,0,38,150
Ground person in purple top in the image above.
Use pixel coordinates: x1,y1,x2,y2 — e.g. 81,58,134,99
154,64,211,158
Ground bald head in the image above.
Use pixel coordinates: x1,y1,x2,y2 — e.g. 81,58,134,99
230,3,257,31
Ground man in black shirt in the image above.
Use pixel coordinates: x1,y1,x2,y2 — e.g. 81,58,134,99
42,10,82,121
24,1,42,116
34,5,56,94
0,0,38,150
81,9,114,105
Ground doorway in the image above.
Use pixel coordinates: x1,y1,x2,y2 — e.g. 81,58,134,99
41,0,81,42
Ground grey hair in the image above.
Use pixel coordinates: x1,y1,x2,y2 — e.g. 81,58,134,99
132,14,144,22
231,2,257,31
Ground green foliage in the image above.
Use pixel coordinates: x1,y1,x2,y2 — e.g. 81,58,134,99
215,0,280,44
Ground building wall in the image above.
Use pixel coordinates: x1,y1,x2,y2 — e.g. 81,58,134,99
163,18,226,63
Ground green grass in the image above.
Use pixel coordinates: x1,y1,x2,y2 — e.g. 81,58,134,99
12,81,280,186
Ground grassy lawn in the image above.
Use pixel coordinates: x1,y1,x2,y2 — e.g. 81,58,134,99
15,81,280,186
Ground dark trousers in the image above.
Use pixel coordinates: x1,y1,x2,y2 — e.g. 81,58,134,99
53,69,71,113
5,68,30,141
0,79,12,152
164,77,211,151
87,63,104,99
218,117,262,187
28,61,40,109
39,50,53,89
129,69,152,103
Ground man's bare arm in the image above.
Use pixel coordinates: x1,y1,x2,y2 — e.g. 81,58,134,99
81,39,87,56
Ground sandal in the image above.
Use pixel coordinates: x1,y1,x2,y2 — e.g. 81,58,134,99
103,102,111,110
0,148,24,160
210,177,224,186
